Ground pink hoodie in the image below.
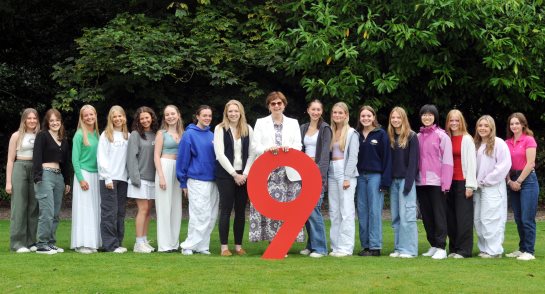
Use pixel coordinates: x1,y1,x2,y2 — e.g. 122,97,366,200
416,125,453,191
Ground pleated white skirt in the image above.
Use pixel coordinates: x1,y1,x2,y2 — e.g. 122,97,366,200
71,170,102,249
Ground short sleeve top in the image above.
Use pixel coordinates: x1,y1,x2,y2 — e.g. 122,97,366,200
506,134,537,170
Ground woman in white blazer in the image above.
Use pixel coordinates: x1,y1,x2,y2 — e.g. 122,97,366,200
249,91,304,244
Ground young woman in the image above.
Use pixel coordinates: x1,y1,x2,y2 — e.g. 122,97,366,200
6,108,40,253
33,109,71,254
214,100,255,256
473,115,511,258
71,104,101,254
250,91,305,247
387,107,419,258
177,105,218,255
356,105,391,257
299,99,331,258
417,104,453,260
445,110,477,258
97,105,129,253
505,112,539,261
328,102,359,257
154,105,184,253
128,106,159,253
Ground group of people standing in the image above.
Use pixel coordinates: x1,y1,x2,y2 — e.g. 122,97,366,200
5,92,539,261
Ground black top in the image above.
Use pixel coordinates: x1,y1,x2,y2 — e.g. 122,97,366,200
391,131,419,194
215,127,250,179
32,130,71,184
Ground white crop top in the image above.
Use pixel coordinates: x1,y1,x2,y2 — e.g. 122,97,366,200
17,133,36,158
304,132,319,158
331,141,344,158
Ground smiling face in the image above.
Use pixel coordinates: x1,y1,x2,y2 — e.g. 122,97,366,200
48,114,62,132
139,112,152,131
448,114,461,133
164,106,179,126
331,106,347,125
307,101,323,122
390,110,402,130
111,111,125,129
82,108,96,127
268,98,285,116
421,113,435,127
25,112,38,131
510,117,523,136
197,109,213,127
477,118,492,139
359,109,375,128
227,104,240,124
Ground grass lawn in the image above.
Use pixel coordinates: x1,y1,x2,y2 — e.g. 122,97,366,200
0,219,544,293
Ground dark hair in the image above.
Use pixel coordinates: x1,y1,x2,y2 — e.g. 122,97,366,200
307,99,324,125
356,105,380,132
43,109,65,140
506,112,534,138
265,91,288,107
132,106,159,139
419,104,439,125
193,105,212,124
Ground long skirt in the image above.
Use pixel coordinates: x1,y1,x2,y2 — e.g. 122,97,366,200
155,158,183,252
71,170,102,249
249,167,304,242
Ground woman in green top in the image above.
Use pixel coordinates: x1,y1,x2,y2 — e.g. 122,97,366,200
71,104,102,254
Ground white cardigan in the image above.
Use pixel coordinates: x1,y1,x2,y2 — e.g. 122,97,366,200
253,114,302,181
460,134,478,190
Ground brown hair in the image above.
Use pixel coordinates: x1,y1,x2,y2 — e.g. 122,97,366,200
43,109,65,141
356,105,379,132
132,106,159,139
265,91,288,107
506,112,533,138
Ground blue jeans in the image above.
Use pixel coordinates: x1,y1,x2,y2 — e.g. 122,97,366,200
356,172,383,250
390,179,418,256
305,193,328,254
509,171,539,254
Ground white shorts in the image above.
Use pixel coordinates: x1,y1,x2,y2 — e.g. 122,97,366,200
128,179,155,200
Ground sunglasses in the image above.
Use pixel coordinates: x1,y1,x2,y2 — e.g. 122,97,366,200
270,101,283,107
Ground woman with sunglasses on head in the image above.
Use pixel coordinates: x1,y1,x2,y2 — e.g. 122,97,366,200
6,108,40,253
250,91,305,248
97,105,130,253
473,115,511,258
177,105,218,255
214,100,256,256
33,109,71,254
505,112,539,261
299,99,331,258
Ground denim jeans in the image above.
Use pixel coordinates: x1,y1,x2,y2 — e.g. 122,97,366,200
509,171,539,254
34,170,65,249
390,178,418,256
305,193,328,254
356,172,384,250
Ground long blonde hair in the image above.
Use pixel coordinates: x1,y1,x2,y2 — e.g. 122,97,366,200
445,109,470,137
16,108,40,150
387,107,412,149
160,105,184,137
474,115,496,156
330,102,350,151
77,104,99,146
218,100,249,139
104,105,129,142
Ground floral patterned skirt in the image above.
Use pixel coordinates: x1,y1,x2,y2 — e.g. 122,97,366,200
249,167,304,242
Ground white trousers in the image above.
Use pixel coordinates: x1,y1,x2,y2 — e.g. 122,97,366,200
71,170,102,249
180,179,219,252
474,182,507,255
155,158,183,252
328,160,357,255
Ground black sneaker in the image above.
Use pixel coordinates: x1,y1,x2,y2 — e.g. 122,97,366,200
357,248,370,256
360,249,381,257
48,245,64,253
36,246,57,255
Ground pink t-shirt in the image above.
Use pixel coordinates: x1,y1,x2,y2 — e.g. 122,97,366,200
506,134,537,170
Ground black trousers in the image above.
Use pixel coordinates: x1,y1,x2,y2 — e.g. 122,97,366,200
217,176,248,245
446,180,474,257
100,180,128,251
417,185,447,249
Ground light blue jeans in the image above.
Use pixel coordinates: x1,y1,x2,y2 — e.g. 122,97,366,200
390,178,418,256
305,193,327,254
356,172,383,250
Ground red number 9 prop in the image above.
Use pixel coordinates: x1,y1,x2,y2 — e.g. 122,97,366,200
247,149,322,259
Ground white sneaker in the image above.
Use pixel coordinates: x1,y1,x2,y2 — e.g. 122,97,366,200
422,247,437,257
447,253,456,258
480,253,502,259
451,253,464,259
75,247,93,254
478,251,486,257
389,252,400,258
16,247,31,253
133,243,152,253
113,247,126,254
300,249,311,256
431,249,447,260
144,242,155,252
29,245,38,252
506,250,523,258
196,250,211,255
309,252,326,258
517,252,536,261
398,253,415,258
118,247,128,253
330,251,350,257
182,249,193,255
49,245,64,253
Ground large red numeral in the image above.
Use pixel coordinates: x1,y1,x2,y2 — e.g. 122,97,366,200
247,149,322,259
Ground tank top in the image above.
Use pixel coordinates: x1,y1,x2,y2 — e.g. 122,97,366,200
304,132,319,157
162,131,179,155
16,133,36,158
331,141,344,158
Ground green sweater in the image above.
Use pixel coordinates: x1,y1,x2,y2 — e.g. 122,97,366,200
72,129,99,182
